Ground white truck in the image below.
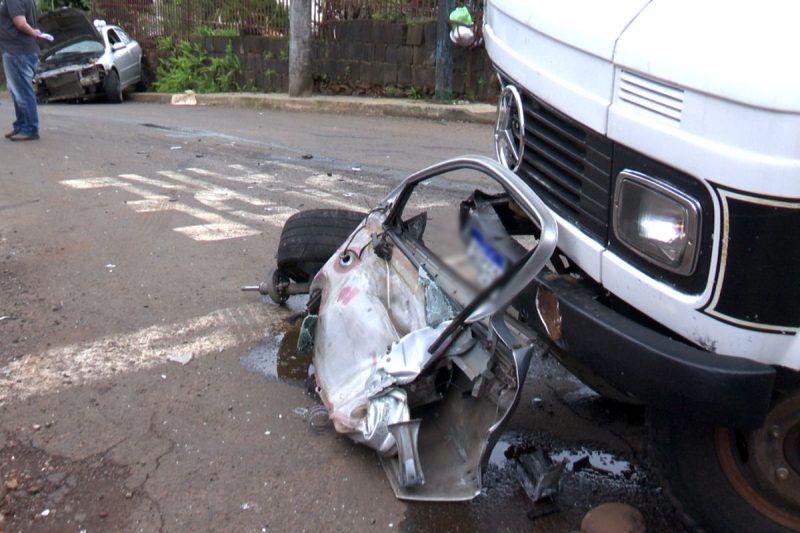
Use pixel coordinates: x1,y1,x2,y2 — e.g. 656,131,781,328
483,0,800,530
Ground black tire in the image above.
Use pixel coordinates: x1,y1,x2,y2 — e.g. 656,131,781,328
135,61,149,92
276,209,366,282
104,69,123,103
650,393,800,533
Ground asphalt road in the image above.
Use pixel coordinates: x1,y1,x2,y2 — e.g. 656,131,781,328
0,99,681,532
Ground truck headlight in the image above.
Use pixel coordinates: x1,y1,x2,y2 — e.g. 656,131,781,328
613,170,701,275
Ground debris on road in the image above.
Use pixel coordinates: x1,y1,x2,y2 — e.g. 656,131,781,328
171,90,197,106
167,353,193,365
581,502,646,533
515,449,567,502
526,500,560,522
306,404,331,432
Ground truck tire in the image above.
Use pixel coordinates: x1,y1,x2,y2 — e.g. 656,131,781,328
650,390,800,533
276,209,366,282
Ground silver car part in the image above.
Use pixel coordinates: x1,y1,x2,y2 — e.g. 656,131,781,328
312,156,557,501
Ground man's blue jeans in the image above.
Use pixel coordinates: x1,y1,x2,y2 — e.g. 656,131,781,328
3,53,39,136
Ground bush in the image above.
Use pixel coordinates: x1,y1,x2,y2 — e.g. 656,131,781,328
192,26,240,37
153,38,241,93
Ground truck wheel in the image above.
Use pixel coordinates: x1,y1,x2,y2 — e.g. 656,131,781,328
650,391,800,532
104,69,123,103
276,209,366,282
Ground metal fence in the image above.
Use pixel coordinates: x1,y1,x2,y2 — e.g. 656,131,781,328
92,0,439,43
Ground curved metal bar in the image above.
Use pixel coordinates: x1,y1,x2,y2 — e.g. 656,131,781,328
381,155,558,323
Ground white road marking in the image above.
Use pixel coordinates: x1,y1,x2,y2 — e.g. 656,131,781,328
174,222,260,241
61,177,120,189
62,175,260,241
219,166,282,185
0,304,279,402
119,173,187,191
62,176,172,204
126,198,172,213
60,162,394,241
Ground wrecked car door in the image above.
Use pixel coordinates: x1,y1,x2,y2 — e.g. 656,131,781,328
301,156,558,500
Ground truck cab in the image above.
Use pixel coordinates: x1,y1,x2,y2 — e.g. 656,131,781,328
483,0,800,530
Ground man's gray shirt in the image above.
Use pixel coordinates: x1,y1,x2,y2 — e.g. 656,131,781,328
0,0,39,55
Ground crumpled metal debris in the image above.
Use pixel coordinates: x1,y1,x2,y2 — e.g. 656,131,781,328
309,212,437,456
515,449,567,502
297,156,559,501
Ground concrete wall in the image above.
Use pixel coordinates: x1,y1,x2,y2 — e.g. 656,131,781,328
151,19,499,101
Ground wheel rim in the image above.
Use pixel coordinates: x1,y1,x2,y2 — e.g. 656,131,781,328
716,393,800,529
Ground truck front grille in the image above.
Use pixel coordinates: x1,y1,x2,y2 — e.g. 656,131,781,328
509,83,614,243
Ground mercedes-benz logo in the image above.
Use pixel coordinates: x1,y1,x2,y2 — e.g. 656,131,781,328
494,84,525,173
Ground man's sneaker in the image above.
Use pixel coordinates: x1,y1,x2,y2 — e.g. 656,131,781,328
4,130,17,139
9,132,39,141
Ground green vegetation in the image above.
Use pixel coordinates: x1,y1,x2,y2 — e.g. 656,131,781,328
405,85,424,100
37,0,91,14
153,38,241,93
191,0,288,34
329,0,436,23
192,26,240,37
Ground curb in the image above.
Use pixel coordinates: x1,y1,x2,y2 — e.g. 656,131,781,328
127,92,497,125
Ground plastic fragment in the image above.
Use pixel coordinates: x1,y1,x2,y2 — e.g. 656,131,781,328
449,6,473,25
168,353,193,365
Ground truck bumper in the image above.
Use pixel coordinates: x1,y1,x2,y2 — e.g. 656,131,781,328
523,274,776,429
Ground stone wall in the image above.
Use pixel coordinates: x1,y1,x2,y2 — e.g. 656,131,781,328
159,19,499,101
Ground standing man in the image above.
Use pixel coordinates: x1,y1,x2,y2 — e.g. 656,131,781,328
0,0,48,141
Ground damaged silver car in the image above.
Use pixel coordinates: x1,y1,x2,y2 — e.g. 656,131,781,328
35,8,145,104
248,156,558,500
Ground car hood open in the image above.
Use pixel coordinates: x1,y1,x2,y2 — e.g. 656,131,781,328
38,8,103,55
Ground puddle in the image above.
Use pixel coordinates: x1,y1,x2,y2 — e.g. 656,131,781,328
282,294,308,314
240,323,312,386
488,434,633,478
400,430,677,532
550,448,633,478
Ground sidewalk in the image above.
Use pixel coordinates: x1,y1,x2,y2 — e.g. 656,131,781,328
127,92,497,125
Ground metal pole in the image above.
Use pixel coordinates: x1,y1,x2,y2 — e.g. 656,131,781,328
434,0,455,100
289,0,313,97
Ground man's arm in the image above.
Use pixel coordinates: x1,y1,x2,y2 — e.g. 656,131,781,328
12,15,45,39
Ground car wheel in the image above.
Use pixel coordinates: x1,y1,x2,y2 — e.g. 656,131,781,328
104,69,123,103
276,209,366,282
650,389,800,532
135,61,149,92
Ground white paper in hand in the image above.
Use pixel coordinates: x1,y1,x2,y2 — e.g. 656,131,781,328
40,32,54,41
